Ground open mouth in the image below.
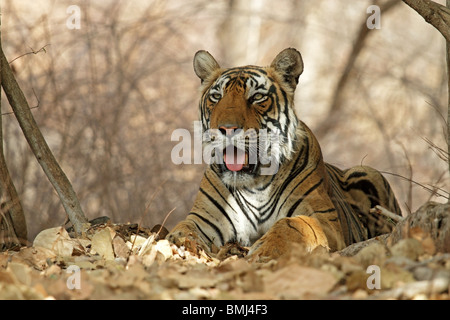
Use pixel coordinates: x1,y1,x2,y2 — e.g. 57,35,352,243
222,146,256,173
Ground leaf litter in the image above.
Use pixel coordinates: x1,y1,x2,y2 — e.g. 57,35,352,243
0,218,449,300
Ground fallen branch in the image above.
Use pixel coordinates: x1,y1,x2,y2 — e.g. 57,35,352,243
370,205,404,223
338,234,390,257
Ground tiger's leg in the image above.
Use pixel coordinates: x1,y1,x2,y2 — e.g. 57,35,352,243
247,216,327,259
342,165,401,237
247,203,346,259
167,172,232,253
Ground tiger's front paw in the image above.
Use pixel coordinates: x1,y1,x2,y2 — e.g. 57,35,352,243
247,236,289,260
247,216,330,260
166,227,198,247
166,229,189,247
166,221,210,253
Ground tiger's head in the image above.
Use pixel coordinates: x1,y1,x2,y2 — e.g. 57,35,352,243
194,48,304,188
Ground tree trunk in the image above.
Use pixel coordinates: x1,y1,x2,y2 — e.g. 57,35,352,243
0,46,89,236
0,7,27,250
447,0,450,202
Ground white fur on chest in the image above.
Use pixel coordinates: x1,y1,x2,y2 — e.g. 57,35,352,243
227,188,282,246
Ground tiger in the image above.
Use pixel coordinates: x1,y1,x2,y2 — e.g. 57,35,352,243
167,48,401,259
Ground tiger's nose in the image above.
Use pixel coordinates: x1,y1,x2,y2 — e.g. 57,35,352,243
219,124,240,136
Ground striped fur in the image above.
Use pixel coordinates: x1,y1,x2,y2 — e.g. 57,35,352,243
167,48,401,258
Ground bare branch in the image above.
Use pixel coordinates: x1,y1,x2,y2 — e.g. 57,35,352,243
402,2,450,193
402,0,450,42
316,0,402,138
381,171,450,199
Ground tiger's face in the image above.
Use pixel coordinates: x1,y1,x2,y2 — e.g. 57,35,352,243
194,48,304,187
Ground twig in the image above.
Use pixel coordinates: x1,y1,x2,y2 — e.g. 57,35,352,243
370,205,403,223
1,88,40,116
396,141,414,213
156,207,176,238
130,181,167,251
1,105,38,116
422,136,449,162
381,171,450,199
426,171,448,202
8,44,50,65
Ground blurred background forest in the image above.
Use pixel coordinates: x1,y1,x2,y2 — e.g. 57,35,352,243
1,0,448,241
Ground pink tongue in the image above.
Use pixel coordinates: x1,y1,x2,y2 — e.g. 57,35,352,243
224,147,245,172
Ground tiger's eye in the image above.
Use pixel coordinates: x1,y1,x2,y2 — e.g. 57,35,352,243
210,93,221,102
251,93,266,102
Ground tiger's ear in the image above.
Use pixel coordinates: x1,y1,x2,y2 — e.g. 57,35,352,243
270,48,304,89
193,50,221,83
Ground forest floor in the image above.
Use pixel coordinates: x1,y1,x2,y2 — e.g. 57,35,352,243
0,204,449,300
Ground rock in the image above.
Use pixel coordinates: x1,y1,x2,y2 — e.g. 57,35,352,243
388,202,450,253
354,243,387,268
390,238,424,261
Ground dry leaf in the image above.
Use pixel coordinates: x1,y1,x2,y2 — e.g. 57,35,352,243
155,239,173,262
0,282,45,300
91,228,115,260
112,236,130,259
43,264,61,277
0,253,9,268
177,269,219,289
33,227,75,257
2,219,447,300
263,265,337,299
7,262,32,286
127,235,148,251
238,269,264,293
14,247,55,271
32,283,50,299
0,270,15,284
138,234,156,256
142,245,158,267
